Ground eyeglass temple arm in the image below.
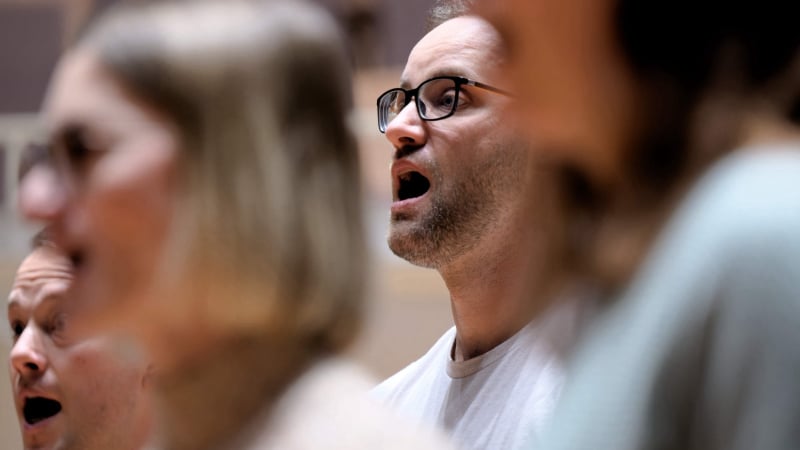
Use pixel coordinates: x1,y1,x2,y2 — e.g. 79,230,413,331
466,80,514,97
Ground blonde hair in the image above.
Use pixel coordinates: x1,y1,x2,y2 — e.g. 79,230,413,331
79,0,364,353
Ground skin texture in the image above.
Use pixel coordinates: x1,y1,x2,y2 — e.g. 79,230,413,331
18,49,183,364
474,0,643,184
384,16,539,360
7,246,152,450
386,16,528,268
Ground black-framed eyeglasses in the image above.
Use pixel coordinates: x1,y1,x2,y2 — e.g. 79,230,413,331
376,76,512,133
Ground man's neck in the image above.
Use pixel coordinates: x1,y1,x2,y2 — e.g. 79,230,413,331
438,228,546,362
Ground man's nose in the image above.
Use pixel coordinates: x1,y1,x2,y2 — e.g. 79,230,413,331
17,164,68,224
384,101,427,151
10,326,49,379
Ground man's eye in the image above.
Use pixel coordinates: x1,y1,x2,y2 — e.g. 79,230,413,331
437,90,457,109
10,321,24,341
389,93,406,114
47,313,72,343
49,314,65,332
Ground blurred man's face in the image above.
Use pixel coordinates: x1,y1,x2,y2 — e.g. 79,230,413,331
475,0,642,181
7,246,152,450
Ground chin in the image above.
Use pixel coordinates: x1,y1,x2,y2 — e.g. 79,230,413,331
388,235,439,269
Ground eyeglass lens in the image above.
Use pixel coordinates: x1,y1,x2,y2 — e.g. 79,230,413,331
379,78,459,132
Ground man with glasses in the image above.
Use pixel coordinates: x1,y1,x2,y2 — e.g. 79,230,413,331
372,2,585,449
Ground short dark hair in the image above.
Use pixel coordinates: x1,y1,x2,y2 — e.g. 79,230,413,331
612,0,800,215
427,0,474,30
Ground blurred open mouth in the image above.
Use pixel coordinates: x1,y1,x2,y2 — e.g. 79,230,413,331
396,171,430,202
23,397,62,425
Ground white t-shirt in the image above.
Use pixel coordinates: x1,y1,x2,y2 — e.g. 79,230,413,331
240,358,458,450
144,358,456,450
372,299,587,450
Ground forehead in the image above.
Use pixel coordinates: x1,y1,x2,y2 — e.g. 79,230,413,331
8,249,73,307
45,50,116,126
401,16,504,87
43,49,160,139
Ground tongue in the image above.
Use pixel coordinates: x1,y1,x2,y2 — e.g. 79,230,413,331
24,397,62,425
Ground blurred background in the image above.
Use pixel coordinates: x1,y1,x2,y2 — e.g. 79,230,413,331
0,0,452,446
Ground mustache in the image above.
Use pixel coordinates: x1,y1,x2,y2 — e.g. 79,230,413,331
394,144,423,160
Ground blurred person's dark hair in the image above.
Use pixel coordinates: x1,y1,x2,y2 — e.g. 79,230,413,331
616,0,800,185
531,0,800,299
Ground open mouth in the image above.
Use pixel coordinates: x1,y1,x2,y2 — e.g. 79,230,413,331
397,171,430,201
23,397,62,425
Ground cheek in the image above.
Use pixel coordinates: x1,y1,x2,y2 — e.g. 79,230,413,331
85,144,178,289
59,345,145,417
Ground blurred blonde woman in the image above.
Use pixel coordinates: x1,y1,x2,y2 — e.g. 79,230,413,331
19,1,454,449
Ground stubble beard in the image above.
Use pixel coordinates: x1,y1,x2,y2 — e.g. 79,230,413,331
388,140,527,269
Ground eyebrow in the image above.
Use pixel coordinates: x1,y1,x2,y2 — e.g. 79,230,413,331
6,292,67,321
7,285,21,303
7,297,21,320
399,67,474,90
